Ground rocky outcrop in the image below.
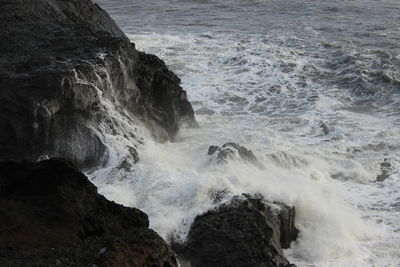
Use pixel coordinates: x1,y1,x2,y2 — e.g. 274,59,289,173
175,194,298,267
0,158,177,266
0,0,197,169
208,142,264,168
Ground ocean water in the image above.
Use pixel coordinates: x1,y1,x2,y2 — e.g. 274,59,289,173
93,0,400,266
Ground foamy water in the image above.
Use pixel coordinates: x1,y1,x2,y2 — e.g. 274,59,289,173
93,1,400,266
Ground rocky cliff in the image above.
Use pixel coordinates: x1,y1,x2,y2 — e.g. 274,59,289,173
0,0,197,169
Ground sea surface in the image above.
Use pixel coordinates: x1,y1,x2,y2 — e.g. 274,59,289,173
93,0,400,266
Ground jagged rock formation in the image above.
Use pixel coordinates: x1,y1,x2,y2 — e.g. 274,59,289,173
0,158,177,266
208,142,264,168
175,194,298,267
0,0,197,169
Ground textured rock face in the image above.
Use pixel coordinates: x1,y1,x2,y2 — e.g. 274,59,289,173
208,142,264,168
0,0,197,168
2,229,177,267
176,194,298,267
0,158,177,266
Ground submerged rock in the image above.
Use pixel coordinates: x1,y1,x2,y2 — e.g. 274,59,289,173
0,158,177,266
0,0,197,169
207,145,220,155
376,158,392,182
176,194,298,267
208,142,263,167
319,121,330,135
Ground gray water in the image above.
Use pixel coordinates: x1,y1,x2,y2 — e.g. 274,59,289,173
93,1,400,266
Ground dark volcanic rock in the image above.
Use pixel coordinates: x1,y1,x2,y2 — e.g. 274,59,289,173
208,142,263,167
2,229,177,267
176,194,298,267
0,0,197,168
0,158,177,266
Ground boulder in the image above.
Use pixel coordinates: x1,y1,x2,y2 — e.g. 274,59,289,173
208,142,263,168
376,159,392,182
207,145,220,156
0,158,177,266
0,0,197,169
175,194,298,267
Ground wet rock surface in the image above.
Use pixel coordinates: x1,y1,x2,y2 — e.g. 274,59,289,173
376,159,392,182
0,158,177,266
175,194,298,267
0,0,197,169
208,142,264,168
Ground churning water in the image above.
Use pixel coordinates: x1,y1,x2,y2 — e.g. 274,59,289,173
93,0,400,266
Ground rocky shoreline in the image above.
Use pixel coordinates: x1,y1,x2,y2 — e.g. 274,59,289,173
0,0,298,266
0,158,297,267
